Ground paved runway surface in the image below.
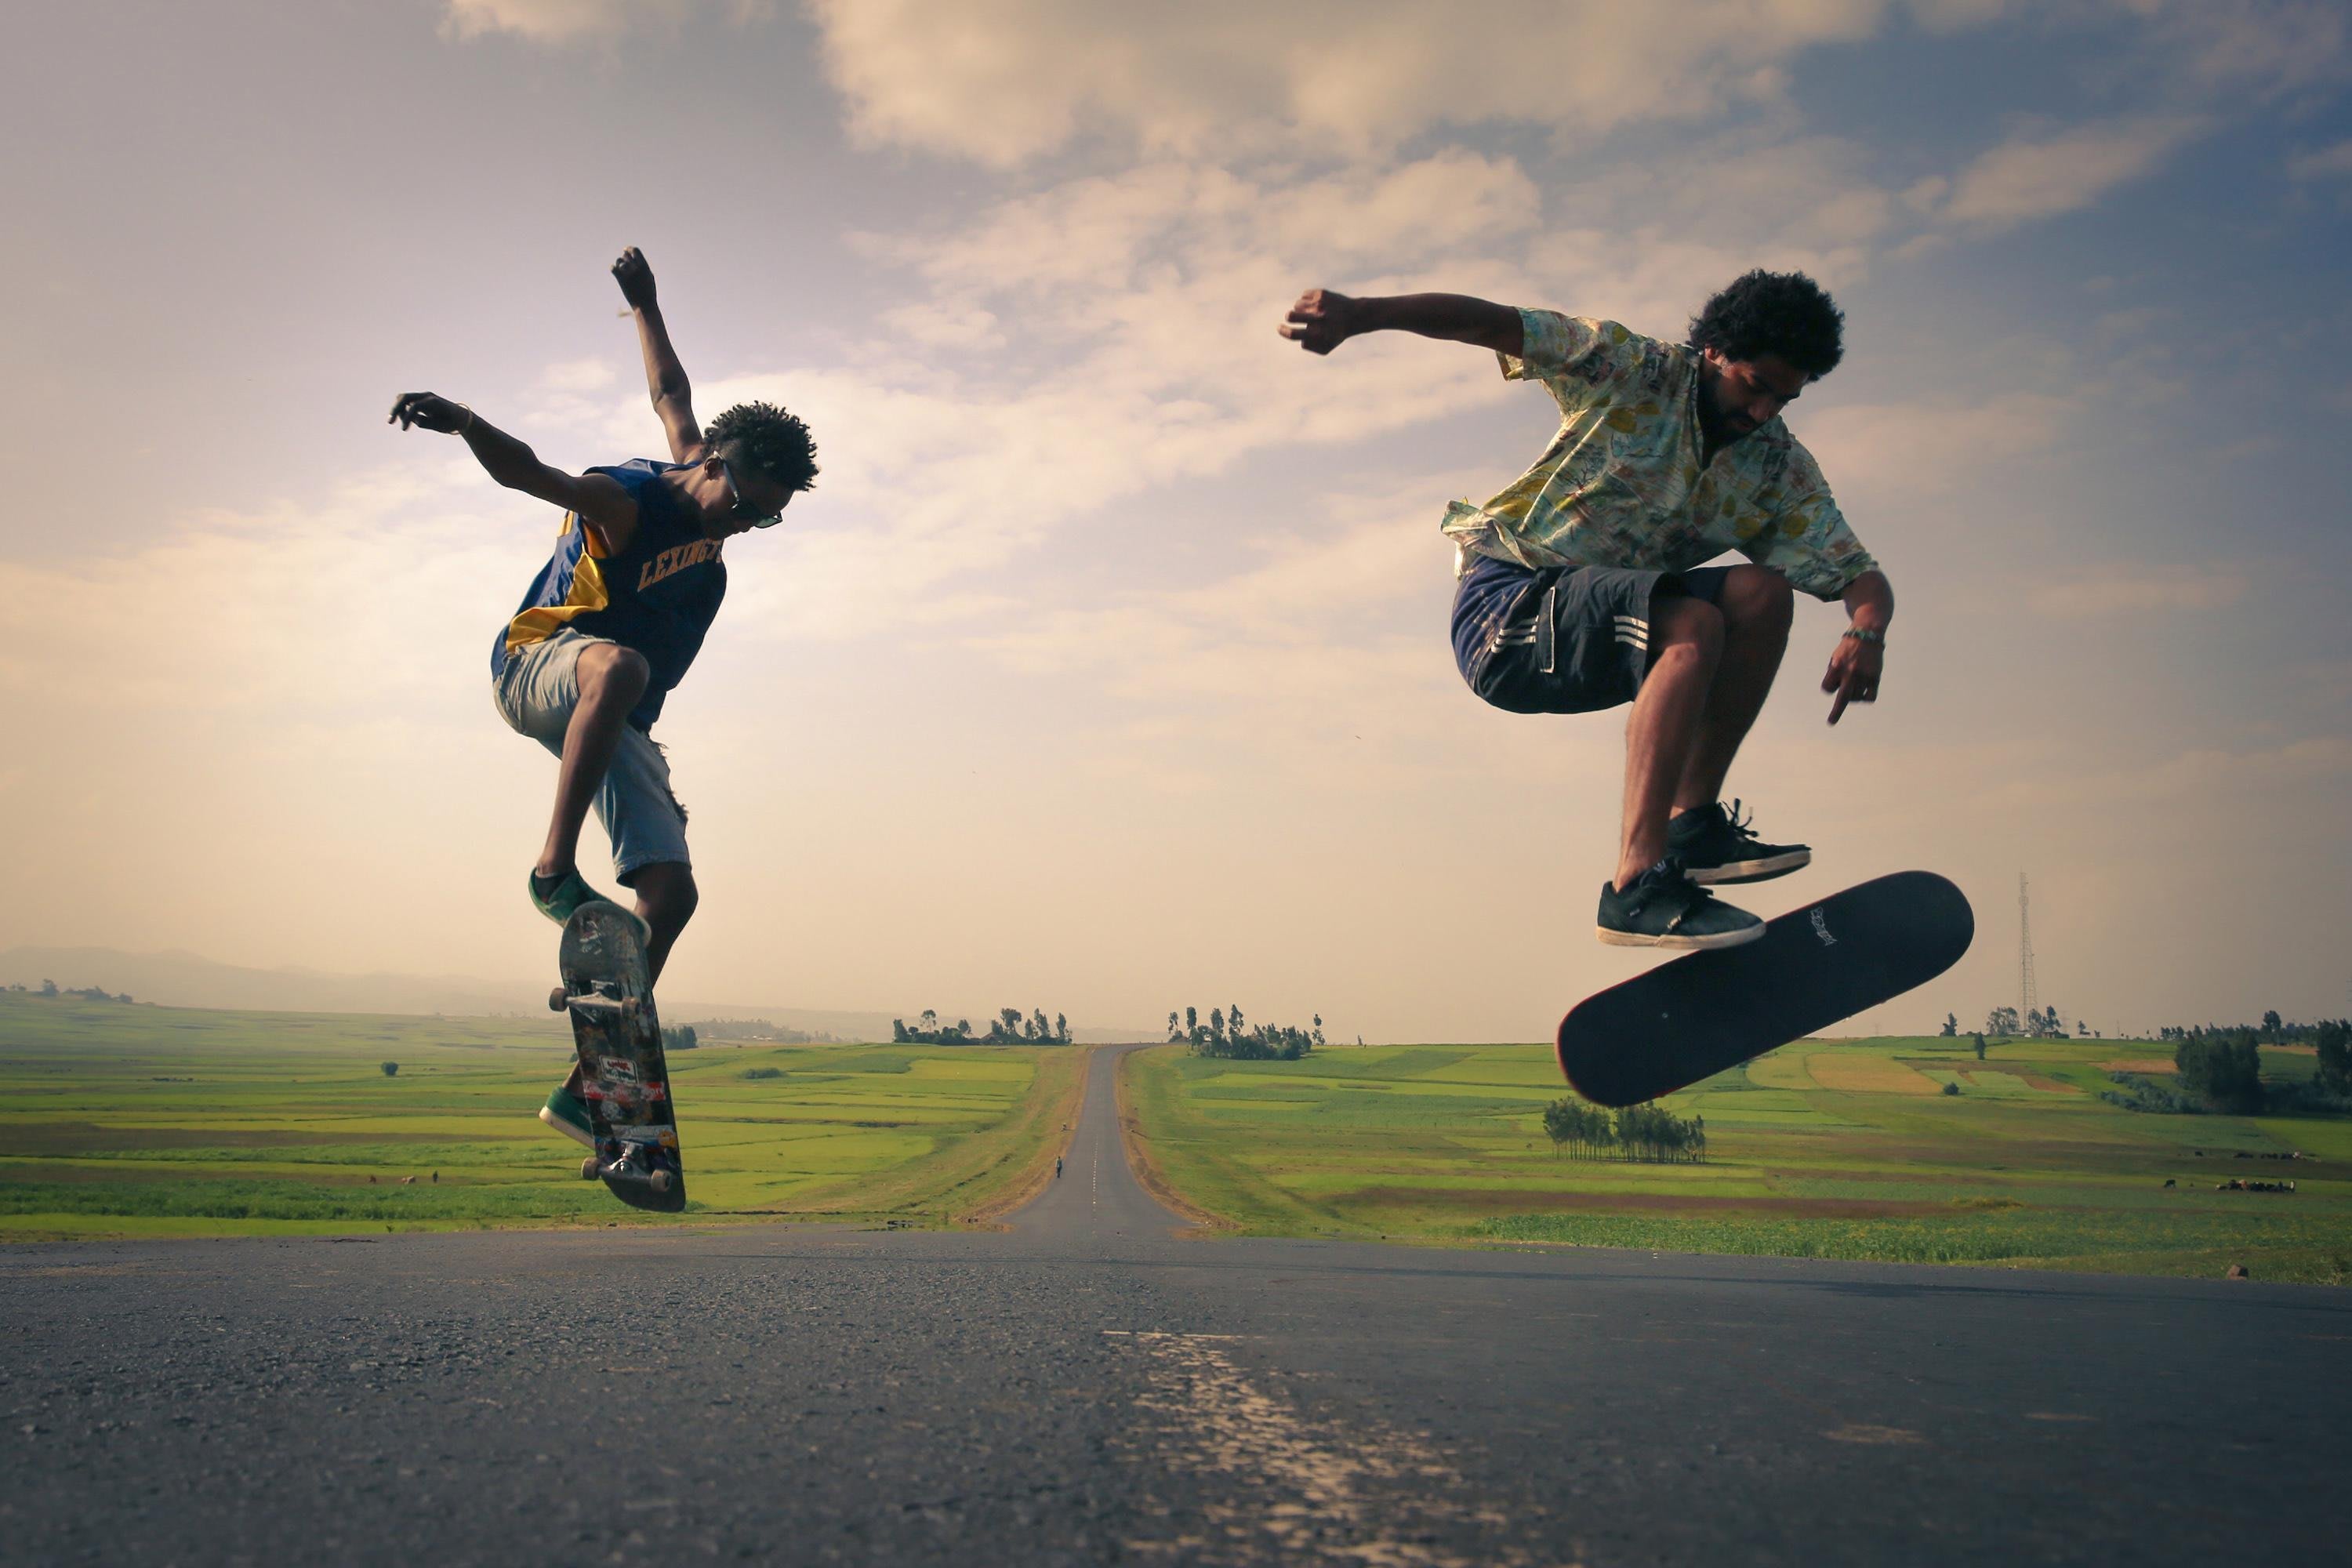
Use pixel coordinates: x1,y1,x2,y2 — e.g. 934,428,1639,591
6,1043,2348,1565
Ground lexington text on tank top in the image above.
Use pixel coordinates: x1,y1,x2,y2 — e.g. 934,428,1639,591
489,459,728,731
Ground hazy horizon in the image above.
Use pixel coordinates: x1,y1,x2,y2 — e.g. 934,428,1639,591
5,1,2348,1043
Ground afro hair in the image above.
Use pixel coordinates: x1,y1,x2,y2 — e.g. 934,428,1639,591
1687,270,1846,380
706,401,818,495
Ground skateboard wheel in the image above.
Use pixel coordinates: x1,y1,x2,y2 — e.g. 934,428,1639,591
648,1169,673,1196
580,1156,600,1181
547,985,567,1014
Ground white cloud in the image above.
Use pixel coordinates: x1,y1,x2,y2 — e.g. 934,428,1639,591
1801,392,2079,501
438,0,772,43
807,0,1911,166
662,153,1559,642
2288,140,2352,180
0,459,526,717
1904,0,2020,28
2024,566,2251,616
2145,0,2350,99
1939,116,2207,231
1985,735,2352,811
538,357,617,393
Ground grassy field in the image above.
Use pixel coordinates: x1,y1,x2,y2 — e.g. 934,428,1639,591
0,994,1084,1241
1123,1036,2352,1283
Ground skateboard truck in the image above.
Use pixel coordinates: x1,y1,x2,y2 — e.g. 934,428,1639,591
548,986,640,1019
582,1141,674,1196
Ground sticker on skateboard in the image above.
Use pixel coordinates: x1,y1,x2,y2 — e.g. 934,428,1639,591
549,901,685,1213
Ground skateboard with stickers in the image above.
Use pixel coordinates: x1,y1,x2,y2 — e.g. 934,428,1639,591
548,901,685,1212
1557,871,1973,1107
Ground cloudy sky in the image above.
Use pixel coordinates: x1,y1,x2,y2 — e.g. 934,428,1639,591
4,0,2348,1040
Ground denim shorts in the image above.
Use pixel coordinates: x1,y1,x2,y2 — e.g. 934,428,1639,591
1451,554,1731,715
492,630,691,881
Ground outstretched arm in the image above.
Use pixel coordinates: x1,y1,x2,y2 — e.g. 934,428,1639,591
613,247,704,465
1279,289,1523,358
387,392,639,553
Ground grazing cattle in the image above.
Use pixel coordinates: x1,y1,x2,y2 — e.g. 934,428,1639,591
2162,1178,2176,1188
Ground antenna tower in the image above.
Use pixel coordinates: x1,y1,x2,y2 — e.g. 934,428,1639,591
2018,873,2038,1019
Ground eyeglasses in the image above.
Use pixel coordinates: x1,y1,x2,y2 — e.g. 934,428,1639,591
717,459,784,528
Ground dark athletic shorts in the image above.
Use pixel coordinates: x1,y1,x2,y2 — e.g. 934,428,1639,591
1450,553,1732,715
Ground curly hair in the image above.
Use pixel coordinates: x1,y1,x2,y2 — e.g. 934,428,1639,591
1687,270,1846,379
706,401,818,494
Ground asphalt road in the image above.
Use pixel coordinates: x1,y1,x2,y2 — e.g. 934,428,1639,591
5,1042,2347,1566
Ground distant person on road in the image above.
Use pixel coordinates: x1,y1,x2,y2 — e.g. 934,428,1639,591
1279,273,1890,949
390,248,818,1147
1055,1156,1064,1179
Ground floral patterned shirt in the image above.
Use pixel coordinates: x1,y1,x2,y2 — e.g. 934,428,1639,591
1440,309,1877,600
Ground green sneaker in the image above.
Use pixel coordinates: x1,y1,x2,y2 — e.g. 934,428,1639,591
528,867,650,942
1597,856,1765,950
538,1072,594,1149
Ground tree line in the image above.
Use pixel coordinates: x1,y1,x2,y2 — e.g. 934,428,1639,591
1958,1005,2088,1040
679,1018,844,1045
2161,1010,2332,1047
5,981,134,1003
892,1008,1072,1045
1168,1004,1323,1061
2103,1018,2351,1116
1542,1098,1708,1162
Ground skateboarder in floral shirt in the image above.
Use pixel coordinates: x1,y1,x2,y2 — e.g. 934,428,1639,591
1280,270,1892,950
390,248,816,1144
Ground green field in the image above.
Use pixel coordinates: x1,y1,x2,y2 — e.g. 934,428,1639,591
1123,1036,2352,1283
0,994,1083,1240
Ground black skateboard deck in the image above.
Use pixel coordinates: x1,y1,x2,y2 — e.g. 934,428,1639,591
1557,870,1973,1107
549,901,684,1213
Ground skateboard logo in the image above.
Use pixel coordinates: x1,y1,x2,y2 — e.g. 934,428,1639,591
1809,907,1836,946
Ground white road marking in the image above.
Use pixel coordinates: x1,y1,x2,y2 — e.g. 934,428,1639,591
1109,1330,1544,1566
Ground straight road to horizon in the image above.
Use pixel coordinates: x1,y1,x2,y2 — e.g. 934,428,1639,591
5,1043,2347,1565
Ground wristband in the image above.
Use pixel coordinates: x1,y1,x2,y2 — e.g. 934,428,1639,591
1842,627,1884,644
456,402,475,433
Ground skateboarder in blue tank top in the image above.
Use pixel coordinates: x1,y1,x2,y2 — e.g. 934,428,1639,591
1279,271,1895,953
390,248,817,1146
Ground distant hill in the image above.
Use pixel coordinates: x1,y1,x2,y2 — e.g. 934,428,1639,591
0,946,1156,1043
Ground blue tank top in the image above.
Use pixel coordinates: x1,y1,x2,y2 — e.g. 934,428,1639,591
489,459,727,730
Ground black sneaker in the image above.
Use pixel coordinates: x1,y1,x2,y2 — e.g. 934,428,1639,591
1667,799,1810,886
1597,857,1765,949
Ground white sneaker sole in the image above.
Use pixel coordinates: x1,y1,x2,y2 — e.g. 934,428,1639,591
1684,849,1810,886
1595,921,1766,951
539,1105,595,1149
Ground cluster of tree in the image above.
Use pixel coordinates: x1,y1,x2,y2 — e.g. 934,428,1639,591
2172,1028,2264,1114
891,1008,1071,1045
1940,1016,1995,1056
6,981,133,1003
1981,1005,2082,1039
2142,1018,2352,1114
661,1025,699,1052
2099,1073,2194,1116
1541,1098,1708,1162
681,1018,841,1044
2160,1011,2337,1049
2321,1020,2351,1095
1167,1005,1323,1061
